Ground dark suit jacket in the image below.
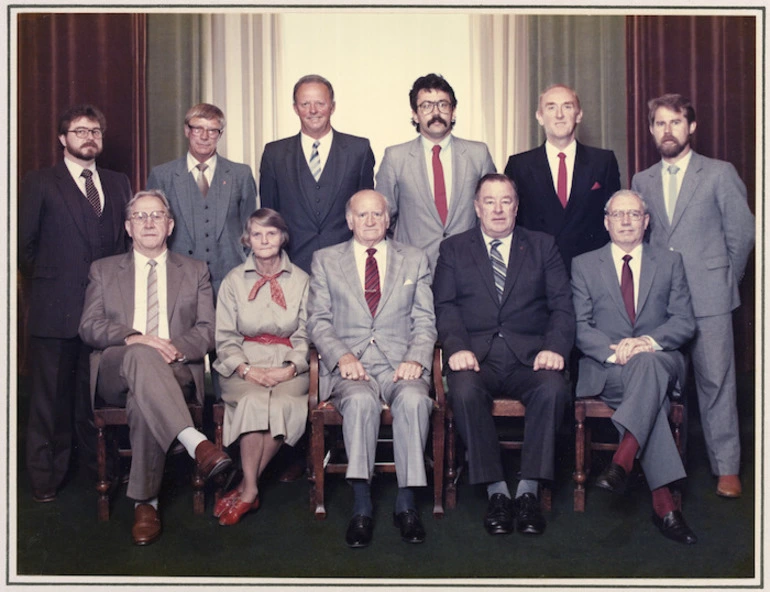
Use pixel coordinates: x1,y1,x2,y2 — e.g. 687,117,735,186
504,142,620,271
571,244,696,398
433,226,575,370
259,129,375,273
19,160,132,338
79,250,215,405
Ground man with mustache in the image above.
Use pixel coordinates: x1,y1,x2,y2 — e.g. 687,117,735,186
376,73,496,271
631,93,755,499
19,104,132,502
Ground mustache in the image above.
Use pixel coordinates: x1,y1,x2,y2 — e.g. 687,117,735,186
660,135,678,143
427,115,448,126
82,142,98,149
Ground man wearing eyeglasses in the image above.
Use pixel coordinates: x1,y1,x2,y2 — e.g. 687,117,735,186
79,189,231,545
376,73,496,271
19,103,132,503
571,189,697,544
146,103,257,296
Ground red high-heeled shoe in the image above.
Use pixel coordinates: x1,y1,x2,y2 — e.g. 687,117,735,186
213,488,240,518
218,496,261,526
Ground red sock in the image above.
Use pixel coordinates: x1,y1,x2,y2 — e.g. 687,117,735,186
612,431,639,473
651,486,676,518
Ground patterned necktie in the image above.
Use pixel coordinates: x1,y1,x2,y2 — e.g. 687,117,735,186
556,152,568,208
666,164,680,221
364,248,380,316
196,163,209,197
309,140,322,181
146,259,159,336
490,239,506,301
80,169,102,216
247,270,287,309
432,144,448,225
621,254,635,325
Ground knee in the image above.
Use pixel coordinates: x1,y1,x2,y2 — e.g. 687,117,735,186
341,390,381,421
530,370,570,407
394,385,432,417
446,371,487,409
122,344,165,370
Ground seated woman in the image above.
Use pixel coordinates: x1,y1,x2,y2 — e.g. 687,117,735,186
213,208,310,526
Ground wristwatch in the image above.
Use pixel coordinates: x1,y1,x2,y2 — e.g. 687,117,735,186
239,365,251,379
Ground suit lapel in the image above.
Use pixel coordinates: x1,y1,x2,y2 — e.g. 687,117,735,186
376,241,404,317
500,231,527,304
172,158,196,240
55,161,91,242
566,142,592,214
670,151,702,233
166,251,184,325
97,167,128,245
532,146,566,223
407,137,442,226
318,132,347,223
337,241,371,317
210,156,234,240
117,252,136,326
446,137,467,227
636,245,657,319
288,134,317,214
469,228,500,304
645,163,670,234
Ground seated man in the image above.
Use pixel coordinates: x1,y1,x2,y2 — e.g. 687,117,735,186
307,190,437,548
433,173,574,537
571,189,697,544
79,189,231,546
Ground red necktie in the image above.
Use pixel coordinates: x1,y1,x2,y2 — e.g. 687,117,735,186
248,270,287,309
556,152,568,208
432,145,448,225
621,254,635,325
364,248,380,316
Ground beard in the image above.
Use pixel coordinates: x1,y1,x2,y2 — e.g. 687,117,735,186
656,135,689,159
67,142,102,162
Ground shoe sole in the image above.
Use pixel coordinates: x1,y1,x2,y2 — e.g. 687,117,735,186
203,458,232,481
716,489,741,498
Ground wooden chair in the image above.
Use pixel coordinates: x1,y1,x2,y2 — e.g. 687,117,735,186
307,346,445,519
573,396,684,512
94,399,225,521
437,375,553,512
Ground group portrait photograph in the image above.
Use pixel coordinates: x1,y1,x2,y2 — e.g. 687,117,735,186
2,0,766,590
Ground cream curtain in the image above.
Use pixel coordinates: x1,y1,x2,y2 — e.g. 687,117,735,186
201,13,282,177
469,14,531,173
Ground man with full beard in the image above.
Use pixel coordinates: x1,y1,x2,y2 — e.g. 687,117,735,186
19,104,132,502
376,73,496,271
631,93,754,499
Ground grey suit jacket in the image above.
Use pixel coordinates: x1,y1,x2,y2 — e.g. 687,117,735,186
307,238,437,401
571,243,696,398
631,151,755,317
78,250,216,405
146,154,257,288
375,135,496,270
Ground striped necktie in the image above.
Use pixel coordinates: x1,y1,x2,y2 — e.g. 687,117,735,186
146,259,159,336
490,239,506,301
80,169,102,216
309,140,321,181
364,248,380,316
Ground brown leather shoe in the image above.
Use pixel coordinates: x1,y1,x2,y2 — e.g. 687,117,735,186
194,440,232,481
132,504,161,545
716,474,742,498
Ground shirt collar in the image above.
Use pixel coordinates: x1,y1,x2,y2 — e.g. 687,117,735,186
187,152,217,173
421,133,452,154
301,128,333,149
133,248,169,268
545,139,577,159
610,242,643,262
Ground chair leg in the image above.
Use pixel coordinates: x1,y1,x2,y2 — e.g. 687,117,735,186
310,412,327,519
96,422,110,522
431,408,445,518
445,414,457,510
192,464,205,515
573,402,586,512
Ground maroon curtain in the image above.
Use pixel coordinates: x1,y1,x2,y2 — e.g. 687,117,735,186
626,15,756,371
17,13,147,191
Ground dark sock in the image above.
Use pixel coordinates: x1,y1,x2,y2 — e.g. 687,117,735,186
395,487,416,514
613,431,640,473
652,486,676,518
351,480,372,517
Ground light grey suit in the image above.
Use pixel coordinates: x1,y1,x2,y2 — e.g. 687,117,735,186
307,238,437,486
147,155,257,294
79,250,215,500
632,151,755,476
572,244,696,489
375,135,495,270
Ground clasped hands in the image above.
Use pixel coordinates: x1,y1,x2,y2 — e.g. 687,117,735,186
337,353,423,383
242,365,295,388
447,349,564,372
610,336,654,365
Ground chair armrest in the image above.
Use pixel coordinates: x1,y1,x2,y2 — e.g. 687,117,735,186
432,342,445,408
308,345,320,412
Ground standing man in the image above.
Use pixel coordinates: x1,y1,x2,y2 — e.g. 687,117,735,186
146,103,257,295
433,173,574,537
632,93,755,498
79,190,232,545
572,190,697,544
260,74,375,274
308,190,437,548
376,73,496,270
504,84,621,271
19,104,132,502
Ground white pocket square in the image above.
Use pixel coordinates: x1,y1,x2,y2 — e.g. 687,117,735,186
403,279,415,286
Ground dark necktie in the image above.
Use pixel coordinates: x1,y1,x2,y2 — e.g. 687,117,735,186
490,239,506,301
146,259,159,336
196,163,209,197
556,152,568,208
432,144,448,225
621,254,635,325
310,140,321,181
364,248,380,316
80,169,102,216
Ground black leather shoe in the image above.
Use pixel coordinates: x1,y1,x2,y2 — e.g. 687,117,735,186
652,510,697,545
345,514,374,548
484,493,514,535
595,462,628,494
393,509,426,544
514,493,546,535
